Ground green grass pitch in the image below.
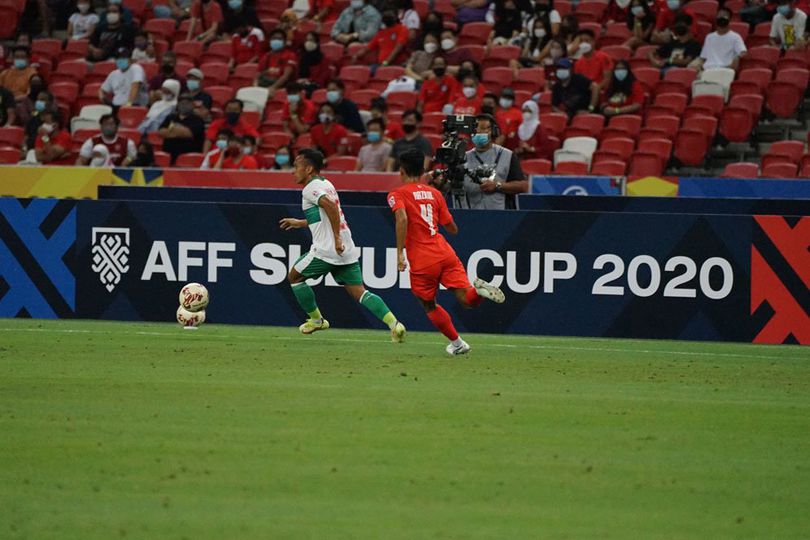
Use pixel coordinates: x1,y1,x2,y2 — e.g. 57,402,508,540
1,318,809,539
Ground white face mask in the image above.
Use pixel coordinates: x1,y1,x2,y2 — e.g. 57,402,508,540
534,28,546,39
522,111,533,121
615,0,632,7
40,123,54,133
304,41,317,52
78,3,90,12
499,97,513,109
107,12,119,23
462,86,476,98
441,38,455,51
579,42,592,54
424,42,438,53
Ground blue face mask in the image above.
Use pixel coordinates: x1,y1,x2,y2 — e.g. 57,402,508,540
34,100,46,112
556,68,570,80
275,154,290,166
228,0,242,9
187,79,200,91
116,58,130,71
471,133,489,147
614,69,628,81
109,0,122,4
270,39,284,51
777,4,791,15
216,139,228,150
287,94,300,104
367,131,381,143
14,59,28,69
666,0,679,9
326,90,341,103
631,5,644,16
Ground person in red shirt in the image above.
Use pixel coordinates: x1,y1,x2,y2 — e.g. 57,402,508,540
572,29,613,91
350,9,409,66
243,135,272,168
33,111,73,165
494,88,524,150
212,133,259,170
230,24,266,68
600,60,645,118
388,149,505,356
451,74,484,115
418,56,460,114
257,28,298,96
309,102,349,157
283,81,317,136
652,0,698,44
187,0,224,44
203,99,260,153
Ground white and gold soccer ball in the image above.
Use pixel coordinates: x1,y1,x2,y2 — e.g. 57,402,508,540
179,282,209,312
177,306,206,328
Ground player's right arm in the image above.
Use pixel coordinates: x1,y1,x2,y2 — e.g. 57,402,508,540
394,207,408,271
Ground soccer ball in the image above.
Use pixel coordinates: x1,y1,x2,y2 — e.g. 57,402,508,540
177,306,206,327
179,282,209,312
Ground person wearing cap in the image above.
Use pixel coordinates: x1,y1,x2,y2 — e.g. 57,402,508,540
99,47,148,107
88,2,136,61
185,68,213,115
494,88,523,150
159,93,206,164
551,58,599,118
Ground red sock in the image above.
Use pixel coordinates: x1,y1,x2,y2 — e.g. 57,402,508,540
465,287,483,307
426,305,459,341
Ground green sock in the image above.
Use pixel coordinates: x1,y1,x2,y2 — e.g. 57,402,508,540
360,291,397,329
291,282,322,321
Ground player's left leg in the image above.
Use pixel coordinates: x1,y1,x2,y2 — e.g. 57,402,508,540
442,257,505,308
337,262,407,343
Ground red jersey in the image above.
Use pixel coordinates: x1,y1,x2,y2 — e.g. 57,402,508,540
367,23,409,64
387,182,455,271
419,75,460,113
310,122,348,156
495,106,523,149
35,131,73,165
258,49,298,80
190,0,223,30
87,134,134,166
282,97,317,124
574,50,613,84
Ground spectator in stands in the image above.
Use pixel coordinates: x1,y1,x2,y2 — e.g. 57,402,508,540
31,111,71,165
481,92,497,115
369,98,404,141
515,16,552,69
185,68,213,114
571,29,613,91
243,135,271,168
201,128,232,168
450,74,484,115
397,0,421,42
284,82,317,137
488,0,524,46
385,109,432,171
770,0,807,50
421,11,444,41
331,0,382,45
187,0,224,44
528,0,561,38
272,145,294,170
600,60,644,117
99,48,148,107
257,29,297,96
651,0,697,45
159,93,205,164
149,52,186,103
551,58,599,117
558,13,579,45
453,0,491,25
356,118,392,172
534,38,567,86
0,48,38,100
439,29,474,75
20,87,55,149
77,113,137,166
89,3,136,61
131,31,157,63
417,56,460,113
742,0,776,28
516,100,554,160
203,99,260,153
139,79,181,134
15,74,45,123
405,34,440,81
131,140,156,167
212,133,259,170
495,88,523,149
221,0,262,36
649,23,701,71
606,0,631,24
100,0,134,26
351,9,409,68
326,80,365,133
300,0,337,23
231,23,266,70
298,33,331,89
68,0,99,41
310,102,349,157
157,0,193,21
625,0,655,50
696,9,747,70
0,86,15,127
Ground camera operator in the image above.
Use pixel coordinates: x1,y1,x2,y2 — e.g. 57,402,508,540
457,114,527,210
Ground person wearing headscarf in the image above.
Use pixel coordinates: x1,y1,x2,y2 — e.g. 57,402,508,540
89,144,114,167
138,79,180,134
516,100,553,160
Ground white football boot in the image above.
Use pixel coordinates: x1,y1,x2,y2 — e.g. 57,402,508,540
446,339,471,356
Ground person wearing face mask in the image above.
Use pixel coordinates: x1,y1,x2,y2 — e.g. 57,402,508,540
356,118,392,172
213,133,259,170
494,88,523,149
99,48,148,107
516,100,554,160
420,12,445,42
158,94,206,163
242,135,271,168
551,58,599,118
203,99,260,153
232,23,267,69
283,82,317,137
148,52,186,103
78,114,138,166
417,56,460,113
438,29,474,75
32,111,72,165
487,0,523,47
450,74,484,115
184,68,213,114
309,103,349,157
405,34,441,81
649,23,701,71
272,145,294,170
201,128,233,169
572,29,614,93
131,30,157,63
770,0,807,50
652,0,698,45
0,48,38,100
696,8,747,70
350,10,409,68
527,0,561,37
325,79,365,133
481,92,498,116
187,0,224,44
331,0,382,45
101,0,134,25
369,98,405,140
516,17,551,69
298,33,331,88
20,87,55,148
624,0,655,50
89,4,136,61
536,38,567,85
68,0,100,41
139,79,181,134
385,109,432,171
256,29,297,96
600,61,644,117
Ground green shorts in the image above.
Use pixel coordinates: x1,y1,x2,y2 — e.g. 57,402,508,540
293,251,363,285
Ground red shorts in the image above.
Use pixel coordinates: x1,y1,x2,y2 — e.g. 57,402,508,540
409,255,471,301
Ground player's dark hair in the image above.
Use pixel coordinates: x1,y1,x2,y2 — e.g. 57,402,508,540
399,149,425,178
299,148,325,171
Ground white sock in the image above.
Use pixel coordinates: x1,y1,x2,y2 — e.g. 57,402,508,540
451,337,464,348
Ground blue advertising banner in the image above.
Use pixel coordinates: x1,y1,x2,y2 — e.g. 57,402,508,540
679,177,810,199
529,176,620,197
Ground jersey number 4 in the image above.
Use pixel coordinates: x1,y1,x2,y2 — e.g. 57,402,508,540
419,204,437,236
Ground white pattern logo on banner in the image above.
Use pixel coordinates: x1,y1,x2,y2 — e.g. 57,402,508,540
91,227,131,292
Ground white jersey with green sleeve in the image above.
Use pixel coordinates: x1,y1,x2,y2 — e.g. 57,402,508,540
301,176,360,265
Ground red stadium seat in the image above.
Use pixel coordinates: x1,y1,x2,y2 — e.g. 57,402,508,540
144,18,176,41
569,113,604,138
601,45,632,62
653,92,688,115
629,151,663,176
689,0,718,21
663,67,698,88
319,41,344,64
521,159,552,175
117,106,148,129
0,146,21,163
261,131,292,151
637,138,672,169
800,154,810,177
729,94,766,119
766,81,803,118
173,40,204,63
642,114,679,137
200,62,230,85
743,46,780,68
123,0,145,18
457,45,485,64
386,91,418,112
761,152,793,171
324,155,358,171
369,65,406,91
482,45,521,69
153,151,171,168
683,115,718,144
768,140,805,163
722,162,759,178
87,60,116,84
32,38,62,61
591,160,626,176
690,94,725,117
761,162,798,178
739,68,773,91
600,23,632,47
747,23,773,48
50,81,80,105
674,129,709,166
349,89,379,109
539,112,568,137
632,66,660,94
206,86,235,108
0,126,25,148
554,161,588,175
719,107,755,143
729,22,749,41
201,40,232,63
776,68,810,90
50,59,89,84
458,22,492,46
423,133,443,151
513,67,545,93
233,63,259,80
607,115,642,138
175,153,205,168
338,65,371,88
777,57,808,72
482,66,514,94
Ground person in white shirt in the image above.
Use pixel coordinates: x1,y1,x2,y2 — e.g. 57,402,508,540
99,48,148,107
68,0,99,40
770,0,807,50
698,8,747,70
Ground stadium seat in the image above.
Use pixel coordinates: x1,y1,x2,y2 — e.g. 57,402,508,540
201,40,232,64
50,59,89,85
350,89,380,109
0,147,21,163
800,155,810,177
539,113,568,137
591,149,623,165
600,23,632,47
777,57,808,72
173,41,204,64
200,62,229,86
688,0,718,21
737,68,773,93
629,151,664,176
654,93,688,116
729,93,766,120
698,68,735,100
591,160,626,176
32,38,62,61
457,45,486,64
765,81,803,118
482,66,514,94
568,114,604,138
260,131,292,151
642,114,679,137
77,104,112,123
458,22,492,46
235,87,270,114
50,81,80,105
674,129,710,166
175,153,205,168
761,162,798,178
324,155,358,172
240,111,261,129
776,68,810,90
561,136,598,166
144,18,176,41
575,1,607,22
633,66,660,94
152,151,171,168
599,138,635,162
768,140,805,163
293,132,313,152
86,60,116,84
607,115,642,138
722,162,759,178
689,94,725,117
386,91,418,112
482,45,521,69
123,0,145,18
761,152,794,171
521,159,552,175
232,62,259,80
637,138,672,169
206,86,236,108
553,161,588,175
0,7,20,40
0,126,25,148
370,66,406,91
338,65,371,88
747,23,773,48
601,45,632,62
683,115,718,145
116,106,147,129
719,107,755,143
319,41,344,64
745,45,780,69
553,149,589,168
663,67,698,89
692,81,726,100
513,68,545,93
423,133,443,151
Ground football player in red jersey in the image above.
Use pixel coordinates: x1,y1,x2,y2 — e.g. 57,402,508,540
387,150,505,356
